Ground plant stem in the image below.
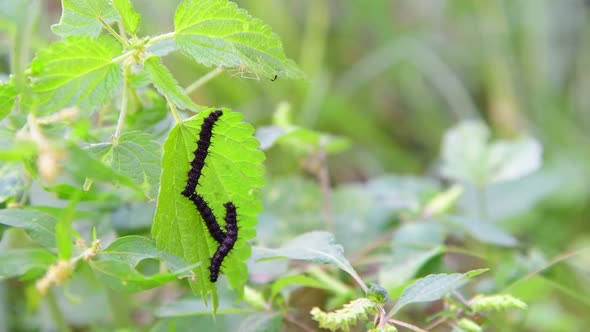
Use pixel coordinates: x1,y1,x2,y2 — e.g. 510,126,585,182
148,32,176,44
184,66,225,95
389,319,428,332
99,17,128,47
308,266,350,296
316,149,335,232
113,67,130,144
167,98,181,123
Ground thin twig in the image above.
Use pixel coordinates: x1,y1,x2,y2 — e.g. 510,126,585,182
389,318,429,332
184,66,225,95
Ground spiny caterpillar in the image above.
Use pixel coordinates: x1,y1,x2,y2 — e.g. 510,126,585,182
181,109,223,198
182,109,239,282
208,202,238,282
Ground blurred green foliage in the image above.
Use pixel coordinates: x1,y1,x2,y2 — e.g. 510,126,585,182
1,0,590,331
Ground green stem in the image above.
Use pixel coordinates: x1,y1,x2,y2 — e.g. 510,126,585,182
167,98,181,123
308,266,350,296
98,17,128,47
47,290,71,332
113,67,130,145
112,50,135,64
11,0,39,91
148,32,176,45
184,66,224,95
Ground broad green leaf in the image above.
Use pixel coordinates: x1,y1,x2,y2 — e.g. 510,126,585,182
447,215,518,247
29,36,123,114
440,120,543,186
0,141,37,161
0,209,57,248
89,259,178,292
112,0,140,34
0,248,56,278
252,231,363,288
100,235,189,273
85,131,161,199
0,82,17,120
144,56,199,111
152,108,265,309
0,162,25,203
174,0,304,80
51,0,119,37
270,274,329,300
390,269,488,315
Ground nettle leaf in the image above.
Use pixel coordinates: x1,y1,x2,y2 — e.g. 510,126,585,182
390,269,488,315
0,248,56,278
152,108,265,309
447,215,518,247
0,81,17,120
112,0,140,34
29,35,123,114
99,235,189,273
52,0,119,37
144,56,200,111
90,235,191,292
85,131,161,199
0,209,57,248
252,231,364,287
174,0,304,80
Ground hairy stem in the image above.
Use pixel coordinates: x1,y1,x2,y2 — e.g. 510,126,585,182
113,67,130,144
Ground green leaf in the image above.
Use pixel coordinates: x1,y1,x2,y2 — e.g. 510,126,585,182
89,259,178,292
0,82,17,120
440,120,542,185
0,248,56,278
144,56,200,111
252,231,364,288
174,0,304,80
85,131,161,199
112,0,140,34
51,0,119,37
152,108,265,308
390,269,487,315
29,36,123,114
447,215,518,247
0,162,26,203
100,235,189,273
0,209,57,248
270,274,329,300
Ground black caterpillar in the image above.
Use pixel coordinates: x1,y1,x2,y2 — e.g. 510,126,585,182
182,109,239,282
181,109,223,198
208,202,238,282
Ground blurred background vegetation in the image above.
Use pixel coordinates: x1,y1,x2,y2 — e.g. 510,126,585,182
2,0,590,331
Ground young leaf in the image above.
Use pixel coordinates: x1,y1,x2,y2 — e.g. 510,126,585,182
0,248,56,278
0,82,17,120
390,270,487,315
112,0,141,34
99,235,189,273
0,209,57,248
144,56,200,111
174,0,304,80
29,36,123,114
152,108,265,308
252,231,364,290
85,131,161,199
89,259,178,292
51,0,120,37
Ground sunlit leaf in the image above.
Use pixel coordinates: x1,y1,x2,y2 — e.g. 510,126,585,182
51,0,119,37
29,36,123,114
144,56,200,111
174,0,303,80
152,108,265,309
112,0,141,34
0,82,17,120
85,131,161,199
